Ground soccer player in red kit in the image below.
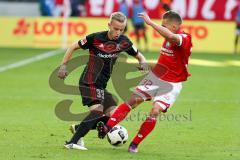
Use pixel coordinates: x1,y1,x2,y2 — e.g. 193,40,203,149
97,11,192,153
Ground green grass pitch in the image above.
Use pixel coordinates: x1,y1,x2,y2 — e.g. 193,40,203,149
0,47,239,160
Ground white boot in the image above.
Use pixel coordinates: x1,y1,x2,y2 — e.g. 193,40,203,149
64,143,88,150
68,124,87,150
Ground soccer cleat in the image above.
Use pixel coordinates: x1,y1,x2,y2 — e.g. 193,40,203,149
128,142,138,153
69,124,85,146
78,138,85,147
96,121,109,139
64,142,88,150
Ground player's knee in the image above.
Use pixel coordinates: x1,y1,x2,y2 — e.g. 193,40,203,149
89,104,104,113
150,107,161,118
104,106,117,117
127,94,144,109
151,101,167,117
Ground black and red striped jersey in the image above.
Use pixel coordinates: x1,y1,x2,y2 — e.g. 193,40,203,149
78,31,138,89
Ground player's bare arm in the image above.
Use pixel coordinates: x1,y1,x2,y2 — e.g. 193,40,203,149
138,12,181,45
58,42,81,79
61,42,80,65
134,51,146,63
134,52,149,71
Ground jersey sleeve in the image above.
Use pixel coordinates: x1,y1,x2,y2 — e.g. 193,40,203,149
125,45,138,56
177,33,192,48
122,36,138,56
78,33,95,49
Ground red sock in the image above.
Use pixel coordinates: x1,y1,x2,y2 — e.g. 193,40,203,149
106,103,131,128
132,117,157,145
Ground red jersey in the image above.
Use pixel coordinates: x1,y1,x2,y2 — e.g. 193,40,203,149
152,32,192,82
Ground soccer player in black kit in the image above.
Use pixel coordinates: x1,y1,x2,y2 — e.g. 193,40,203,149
57,12,148,150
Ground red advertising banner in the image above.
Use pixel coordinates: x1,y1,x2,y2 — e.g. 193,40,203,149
85,0,239,21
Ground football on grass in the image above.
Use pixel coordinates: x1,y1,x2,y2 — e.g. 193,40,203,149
107,125,128,146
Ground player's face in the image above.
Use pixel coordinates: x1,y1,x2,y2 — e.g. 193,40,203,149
162,19,180,33
108,20,126,40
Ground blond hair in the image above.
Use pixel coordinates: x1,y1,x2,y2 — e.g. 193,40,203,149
109,12,127,24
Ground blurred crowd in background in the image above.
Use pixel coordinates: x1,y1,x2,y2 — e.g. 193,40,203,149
39,0,171,17
39,0,86,17
1,0,239,21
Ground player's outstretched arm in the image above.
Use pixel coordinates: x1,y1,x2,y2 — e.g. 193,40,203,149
138,12,180,45
58,42,81,79
134,52,149,71
61,42,81,65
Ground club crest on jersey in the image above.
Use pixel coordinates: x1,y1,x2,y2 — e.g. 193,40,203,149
166,41,171,48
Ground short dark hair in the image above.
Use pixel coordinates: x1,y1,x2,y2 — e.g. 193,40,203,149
162,10,182,24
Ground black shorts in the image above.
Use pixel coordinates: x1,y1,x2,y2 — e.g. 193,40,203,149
134,23,145,31
79,84,117,110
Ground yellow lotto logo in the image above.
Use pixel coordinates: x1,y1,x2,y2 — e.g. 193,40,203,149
0,17,235,53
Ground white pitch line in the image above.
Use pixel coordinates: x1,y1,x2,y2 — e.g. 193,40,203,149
0,49,64,73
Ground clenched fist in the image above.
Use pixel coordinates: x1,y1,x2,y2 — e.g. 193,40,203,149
58,64,68,79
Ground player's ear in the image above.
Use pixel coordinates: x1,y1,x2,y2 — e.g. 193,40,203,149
108,22,111,29
172,24,176,30
173,21,181,32
172,24,178,32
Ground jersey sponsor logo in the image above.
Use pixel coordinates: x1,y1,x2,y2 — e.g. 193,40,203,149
97,52,118,58
161,47,174,56
161,47,173,54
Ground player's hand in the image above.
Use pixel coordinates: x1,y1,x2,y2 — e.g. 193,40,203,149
138,62,150,72
138,12,152,25
58,64,68,79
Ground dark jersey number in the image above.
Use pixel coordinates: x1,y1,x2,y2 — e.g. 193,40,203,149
142,79,153,89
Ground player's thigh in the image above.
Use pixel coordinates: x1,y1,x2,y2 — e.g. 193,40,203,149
79,84,104,108
153,82,182,113
149,105,162,118
126,93,144,108
89,104,104,112
133,71,170,101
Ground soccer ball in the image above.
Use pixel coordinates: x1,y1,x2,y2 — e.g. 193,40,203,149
107,125,128,146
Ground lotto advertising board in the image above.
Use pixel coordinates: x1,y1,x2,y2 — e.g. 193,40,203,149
0,17,235,53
